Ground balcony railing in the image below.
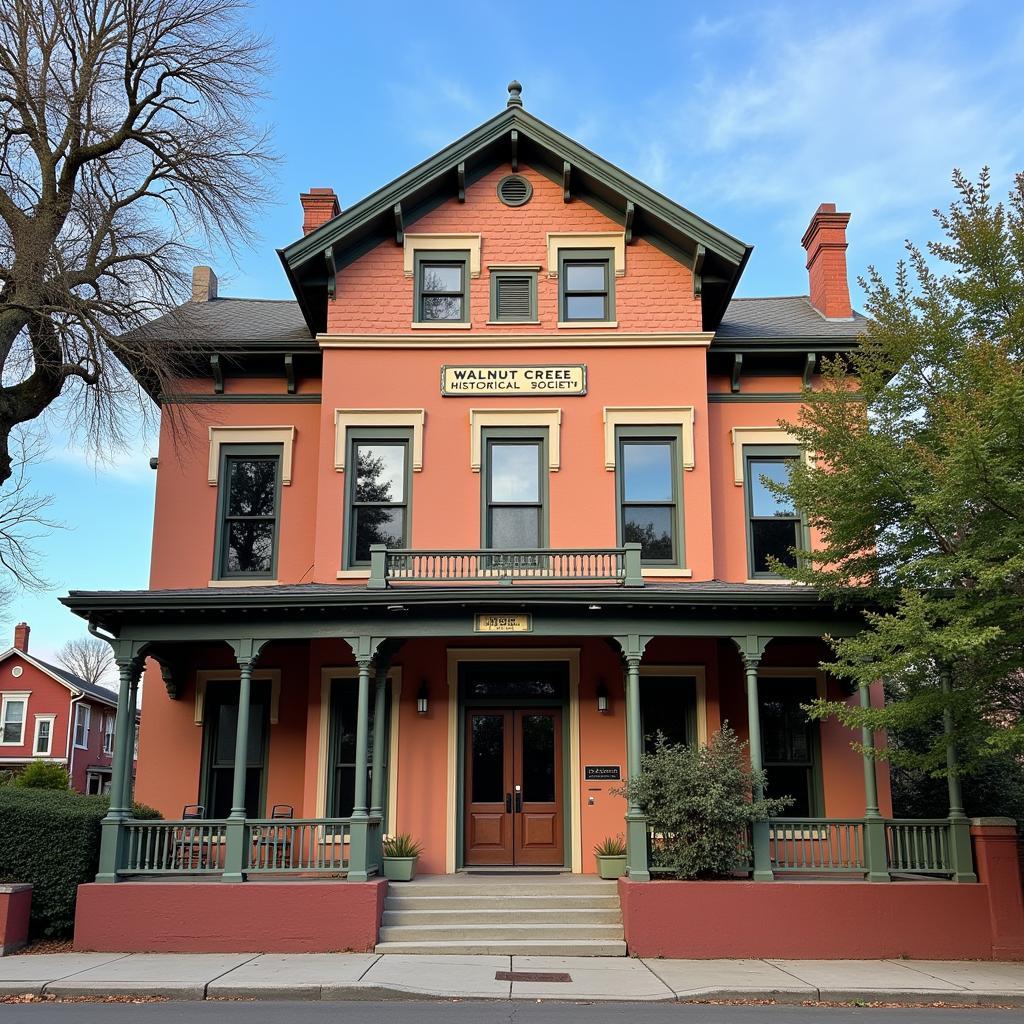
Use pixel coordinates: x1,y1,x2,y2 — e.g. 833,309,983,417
368,542,644,588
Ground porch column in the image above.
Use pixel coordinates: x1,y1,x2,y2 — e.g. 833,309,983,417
942,670,978,883
859,683,890,882
616,634,651,882
119,672,141,813
96,656,142,883
347,654,374,881
370,667,388,817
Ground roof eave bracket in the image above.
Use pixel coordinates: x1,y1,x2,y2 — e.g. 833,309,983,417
510,129,518,171
394,202,404,245
731,352,743,394
210,353,223,395
562,161,571,202
324,245,336,300
803,352,818,388
624,201,635,245
457,162,466,202
285,353,296,395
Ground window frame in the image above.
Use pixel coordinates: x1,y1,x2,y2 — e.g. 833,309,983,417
414,249,470,324
757,675,824,816
0,693,28,746
33,715,55,756
480,427,549,551
73,703,91,750
213,443,283,581
558,247,615,323
489,268,539,323
743,444,807,580
343,427,413,570
615,426,685,567
102,713,115,755
639,674,698,753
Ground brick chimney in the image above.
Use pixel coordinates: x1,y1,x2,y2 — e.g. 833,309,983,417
13,622,29,653
300,188,340,236
801,203,853,319
191,266,218,302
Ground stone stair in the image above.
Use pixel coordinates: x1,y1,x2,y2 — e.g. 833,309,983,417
375,875,626,956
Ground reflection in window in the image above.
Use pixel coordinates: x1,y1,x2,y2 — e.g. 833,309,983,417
219,453,280,577
416,253,469,323
350,440,409,564
328,678,389,818
561,256,611,321
486,440,543,549
746,456,800,576
619,438,678,562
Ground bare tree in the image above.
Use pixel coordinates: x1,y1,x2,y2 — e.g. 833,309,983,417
0,0,275,485
57,633,114,685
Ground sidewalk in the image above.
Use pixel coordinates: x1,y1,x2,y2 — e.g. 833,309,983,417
2,952,1024,1004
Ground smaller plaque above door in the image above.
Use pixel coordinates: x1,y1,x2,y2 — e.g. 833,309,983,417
584,765,621,781
474,613,533,633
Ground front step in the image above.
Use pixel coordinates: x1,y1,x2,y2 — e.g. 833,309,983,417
382,908,622,926
385,894,622,912
378,922,625,942
375,939,628,956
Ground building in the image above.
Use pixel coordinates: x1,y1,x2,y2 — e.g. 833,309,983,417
66,84,1024,959
0,622,126,794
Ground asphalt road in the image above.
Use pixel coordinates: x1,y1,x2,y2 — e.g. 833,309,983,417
2,1003,1024,1023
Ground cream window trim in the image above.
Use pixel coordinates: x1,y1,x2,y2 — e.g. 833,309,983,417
336,569,371,580
32,714,56,757
547,232,626,278
318,331,715,350
0,692,29,747
410,321,472,330
603,407,695,472
333,409,425,474
557,320,618,329
731,427,804,485
194,669,282,726
403,233,482,278
208,578,280,588
208,426,295,486
469,409,561,472
642,567,693,578
640,665,708,746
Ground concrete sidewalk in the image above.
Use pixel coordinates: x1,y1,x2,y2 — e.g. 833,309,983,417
2,952,1024,1004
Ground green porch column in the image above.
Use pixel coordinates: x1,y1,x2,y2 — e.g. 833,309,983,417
942,671,978,883
119,674,140,813
223,642,263,883
617,634,651,882
859,684,890,882
96,657,141,883
347,655,374,881
368,666,388,870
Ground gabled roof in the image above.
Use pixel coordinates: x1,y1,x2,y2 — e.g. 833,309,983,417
279,98,753,335
716,296,867,343
0,647,118,707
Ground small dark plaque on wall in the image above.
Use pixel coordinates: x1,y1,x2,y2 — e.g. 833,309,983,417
585,765,621,781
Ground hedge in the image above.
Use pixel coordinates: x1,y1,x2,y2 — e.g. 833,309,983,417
0,788,161,937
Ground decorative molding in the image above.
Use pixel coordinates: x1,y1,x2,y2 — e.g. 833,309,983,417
403,233,482,278
195,669,282,726
603,407,695,471
556,320,618,329
208,426,295,485
730,426,802,485
333,409,425,473
409,321,473,330
164,394,322,405
468,408,561,472
318,332,715,350
546,231,625,277
642,567,693,578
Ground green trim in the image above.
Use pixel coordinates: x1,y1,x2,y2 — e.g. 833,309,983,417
212,444,282,581
558,248,615,323
413,250,470,324
742,445,807,581
708,393,808,404
480,427,549,550
489,268,538,323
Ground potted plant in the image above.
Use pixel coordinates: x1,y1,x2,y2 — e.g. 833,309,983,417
381,833,422,882
593,835,627,879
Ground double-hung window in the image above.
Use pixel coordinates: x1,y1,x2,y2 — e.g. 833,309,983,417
415,251,469,323
327,677,391,820
346,431,411,567
201,679,270,819
559,249,614,323
1,694,27,745
215,445,282,579
617,429,682,564
758,677,821,816
640,675,698,752
483,432,546,550
74,704,91,749
744,449,802,578
33,716,54,756
102,714,115,755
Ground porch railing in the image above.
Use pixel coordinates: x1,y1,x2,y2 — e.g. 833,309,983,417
769,818,865,872
246,818,351,874
123,819,227,875
886,819,953,876
367,542,644,588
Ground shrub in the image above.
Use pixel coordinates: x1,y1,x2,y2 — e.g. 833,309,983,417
93,795,163,820
614,724,792,880
593,835,626,857
13,761,71,790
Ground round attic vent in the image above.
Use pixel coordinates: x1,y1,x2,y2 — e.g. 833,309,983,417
497,174,532,207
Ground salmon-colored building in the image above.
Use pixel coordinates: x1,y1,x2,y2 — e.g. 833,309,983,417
66,85,1024,959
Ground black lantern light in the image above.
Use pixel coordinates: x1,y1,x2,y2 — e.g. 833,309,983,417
417,681,429,715
596,680,609,713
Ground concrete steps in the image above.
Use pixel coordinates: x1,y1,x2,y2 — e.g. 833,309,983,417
375,876,626,957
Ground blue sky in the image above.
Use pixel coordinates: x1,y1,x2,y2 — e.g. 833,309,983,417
13,0,1024,667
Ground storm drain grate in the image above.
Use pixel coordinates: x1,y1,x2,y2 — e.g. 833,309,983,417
495,971,572,983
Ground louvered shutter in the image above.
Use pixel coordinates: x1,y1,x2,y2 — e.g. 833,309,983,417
495,276,532,321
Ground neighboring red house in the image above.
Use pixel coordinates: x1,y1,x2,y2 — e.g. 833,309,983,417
0,622,126,795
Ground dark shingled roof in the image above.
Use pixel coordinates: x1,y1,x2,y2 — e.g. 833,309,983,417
716,296,868,341
35,657,118,705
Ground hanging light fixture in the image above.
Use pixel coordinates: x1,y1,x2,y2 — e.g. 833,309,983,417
417,681,429,715
596,680,609,713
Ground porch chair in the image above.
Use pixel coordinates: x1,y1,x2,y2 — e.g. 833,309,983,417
172,804,208,870
251,803,296,869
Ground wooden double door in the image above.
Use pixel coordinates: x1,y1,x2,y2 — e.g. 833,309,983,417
464,708,564,866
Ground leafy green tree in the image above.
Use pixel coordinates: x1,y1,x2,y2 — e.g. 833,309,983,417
776,169,1024,783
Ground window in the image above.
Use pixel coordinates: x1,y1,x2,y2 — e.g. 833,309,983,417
640,676,697,753
326,678,391,819
102,714,115,755
415,250,469,323
215,445,282,579
559,249,614,323
74,704,91,749
1,694,27,745
201,680,270,819
758,677,821,817
617,429,682,564
33,716,54,756
483,433,546,550
745,450,802,577
346,432,411,567
489,269,538,323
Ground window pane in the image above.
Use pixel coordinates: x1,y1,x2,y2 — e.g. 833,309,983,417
640,677,696,753
521,714,555,802
490,506,540,548
355,444,405,502
421,264,462,292
489,444,540,502
227,458,277,517
471,714,505,803
765,766,811,816
751,518,799,573
333,766,356,818
565,294,605,320
564,262,605,290
2,703,22,744
421,295,463,321
353,507,405,562
750,460,796,516
622,441,673,501
37,720,51,750
226,520,275,574
624,506,674,560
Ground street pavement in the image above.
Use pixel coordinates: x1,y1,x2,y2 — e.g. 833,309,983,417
2,952,1024,1004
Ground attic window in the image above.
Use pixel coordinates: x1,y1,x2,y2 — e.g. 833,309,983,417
497,174,532,207
489,268,538,323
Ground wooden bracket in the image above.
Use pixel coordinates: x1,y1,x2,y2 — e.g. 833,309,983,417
562,161,571,202
803,352,817,388
324,245,336,300
624,201,635,245
510,129,518,171
731,352,743,394
393,203,404,245
693,244,706,299
284,353,296,395
457,162,466,202
210,354,223,395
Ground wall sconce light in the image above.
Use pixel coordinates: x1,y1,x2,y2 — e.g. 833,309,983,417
596,681,609,714
417,682,429,715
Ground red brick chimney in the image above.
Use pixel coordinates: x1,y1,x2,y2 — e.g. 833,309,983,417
191,265,218,302
801,203,853,319
13,622,29,653
300,188,340,236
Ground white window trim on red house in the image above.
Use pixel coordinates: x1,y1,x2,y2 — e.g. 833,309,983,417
74,703,91,749
0,691,29,746
32,714,56,756
102,713,115,755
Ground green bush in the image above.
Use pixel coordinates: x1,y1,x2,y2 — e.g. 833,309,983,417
614,724,792,880
93,795,163,820
13,761,71,789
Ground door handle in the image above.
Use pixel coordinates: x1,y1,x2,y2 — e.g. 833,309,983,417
514,791,523,813
505,793,512,813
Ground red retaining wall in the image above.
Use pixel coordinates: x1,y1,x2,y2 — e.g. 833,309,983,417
0,885,31,955
74,879,387,953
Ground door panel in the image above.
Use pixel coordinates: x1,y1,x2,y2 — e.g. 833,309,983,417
464,711,514,865
514,709,564,865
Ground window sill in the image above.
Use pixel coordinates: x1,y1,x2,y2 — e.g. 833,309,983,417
336,569,371,580
557,320,618,329
0,741,24,748
410,321,472,330
208,578,280,588
744,577,801,585
73,743,89,751
642,567,693,578
485,320,541,326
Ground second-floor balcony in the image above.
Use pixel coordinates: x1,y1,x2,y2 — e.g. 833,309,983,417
367,542,645,589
